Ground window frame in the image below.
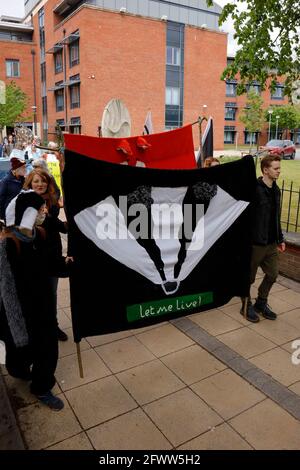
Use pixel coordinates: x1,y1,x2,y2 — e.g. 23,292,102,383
166,46,181,66
69,39,80,68
69,83,80,109
165,86,180,106
5,59,20,78
54,50,63,74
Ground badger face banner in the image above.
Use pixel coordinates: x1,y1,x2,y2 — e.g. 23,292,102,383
63,150,256,341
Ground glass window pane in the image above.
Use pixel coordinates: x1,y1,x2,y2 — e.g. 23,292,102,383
166,87,172,105
172,87,179,105
166,46,172,64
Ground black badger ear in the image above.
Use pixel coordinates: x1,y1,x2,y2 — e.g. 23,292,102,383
127,185,153,210
192,182,217,212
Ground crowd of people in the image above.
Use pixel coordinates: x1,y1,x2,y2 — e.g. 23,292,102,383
0,138,71,411
0,135,285,412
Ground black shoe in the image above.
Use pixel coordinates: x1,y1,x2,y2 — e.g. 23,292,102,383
254,299,277,320
57,328,68,342
35,391,64,411
240,301,260,323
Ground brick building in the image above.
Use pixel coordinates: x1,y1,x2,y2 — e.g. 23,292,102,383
0,1,293,148
0,15,37,135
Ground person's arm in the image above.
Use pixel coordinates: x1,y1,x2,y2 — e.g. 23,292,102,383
0,179,8,220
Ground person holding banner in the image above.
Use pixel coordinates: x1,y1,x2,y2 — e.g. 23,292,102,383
0,190,64,411
24,169,70,341
241,154,285,322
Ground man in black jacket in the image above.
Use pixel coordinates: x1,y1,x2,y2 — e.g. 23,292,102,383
242,154,285,322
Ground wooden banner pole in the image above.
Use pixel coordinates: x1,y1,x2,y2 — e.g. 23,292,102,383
76,342,84,378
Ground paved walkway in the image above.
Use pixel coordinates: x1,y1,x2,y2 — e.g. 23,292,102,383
1,271,300,450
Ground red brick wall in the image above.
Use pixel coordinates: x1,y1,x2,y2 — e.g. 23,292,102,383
34,1,228,144
279,242,300,282
0,40,37,123
184,27,227,150
41,3,166,137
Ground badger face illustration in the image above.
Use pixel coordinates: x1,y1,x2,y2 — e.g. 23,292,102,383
74,183,248,295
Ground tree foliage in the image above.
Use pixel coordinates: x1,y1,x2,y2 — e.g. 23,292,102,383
0,81,29,132
239,90,264,148
207,0,300,98
264,105,300,137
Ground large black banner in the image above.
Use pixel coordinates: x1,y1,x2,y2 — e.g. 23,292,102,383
63,152,256,341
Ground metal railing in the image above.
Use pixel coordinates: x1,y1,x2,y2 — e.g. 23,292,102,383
280,180,300,233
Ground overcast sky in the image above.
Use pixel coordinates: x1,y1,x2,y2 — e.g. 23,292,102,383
0,0,25,18
0,0,237,54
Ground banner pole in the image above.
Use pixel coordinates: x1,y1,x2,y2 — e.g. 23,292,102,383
76,342,84,378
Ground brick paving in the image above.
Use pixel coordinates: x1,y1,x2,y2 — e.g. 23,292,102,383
1,272,300,450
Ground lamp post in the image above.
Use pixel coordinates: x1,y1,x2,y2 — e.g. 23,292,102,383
268,109,273,141
275,115,280,139
31,105,37,136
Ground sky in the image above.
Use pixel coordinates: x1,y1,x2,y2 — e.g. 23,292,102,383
0,0,25,18
0,0,238,54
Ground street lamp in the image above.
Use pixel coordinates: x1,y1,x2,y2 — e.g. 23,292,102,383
275,115,280,139
268,109,273,141
31,105,37,136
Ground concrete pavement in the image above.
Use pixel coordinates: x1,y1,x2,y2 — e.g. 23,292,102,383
1,271,300,450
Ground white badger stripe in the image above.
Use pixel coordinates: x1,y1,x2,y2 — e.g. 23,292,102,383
74,196,162,284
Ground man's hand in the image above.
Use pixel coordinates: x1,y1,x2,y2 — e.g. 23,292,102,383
278,242,286,253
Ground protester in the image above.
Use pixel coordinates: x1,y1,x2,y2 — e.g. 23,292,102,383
3,135,14,157
24,169,70,341
203,157,220,168
0,190,63,411
32,158,61,202
241,154,285,322
0,157,26,220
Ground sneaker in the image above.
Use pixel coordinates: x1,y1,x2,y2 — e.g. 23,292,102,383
57,327,68,342
240,301,260,323
35,391,64,411
254,299,277,320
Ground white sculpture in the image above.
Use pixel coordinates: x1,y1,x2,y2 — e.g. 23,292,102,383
101,98,131,138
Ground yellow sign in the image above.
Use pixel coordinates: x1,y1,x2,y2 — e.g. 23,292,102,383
47,159,62,193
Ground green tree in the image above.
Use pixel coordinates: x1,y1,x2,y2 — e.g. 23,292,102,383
0,81,29,137
264,105,300,139
239,90,265,150
206,0,300,98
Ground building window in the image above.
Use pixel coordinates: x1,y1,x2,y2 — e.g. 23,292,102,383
247,83,261,95
6,59,20,77
70,82,80,109
226,80,237,97
166,46,180,66
40,28,45,62
70,117,81,134
38,7,44,28
271,84,284,100
54,51,63,74
69,39,79,67
244,130,258,145
225,102,237,121
55,82,64,112
56,119,65,131
166,87,180,105
224,126,235,144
